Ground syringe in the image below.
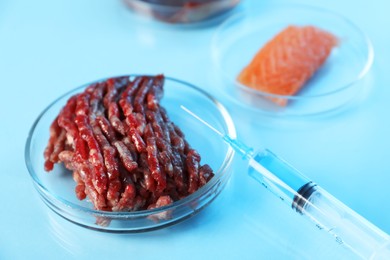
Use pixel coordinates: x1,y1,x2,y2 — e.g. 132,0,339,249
182,106,390,259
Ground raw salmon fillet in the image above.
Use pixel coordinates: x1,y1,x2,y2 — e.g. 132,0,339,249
237,25,338,106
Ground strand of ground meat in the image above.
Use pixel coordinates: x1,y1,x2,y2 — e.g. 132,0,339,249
44,75,215,213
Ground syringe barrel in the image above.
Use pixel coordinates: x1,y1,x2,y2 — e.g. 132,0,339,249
304,186,390,259
248,149,390,259
248,149,312,206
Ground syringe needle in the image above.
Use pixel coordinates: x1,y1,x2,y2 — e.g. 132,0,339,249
181,106,224,136
181,105,254,158
181,105,390,259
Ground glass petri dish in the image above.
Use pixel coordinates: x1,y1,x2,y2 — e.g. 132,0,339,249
122,0,241,24
211,4,374,117
25,75,235,232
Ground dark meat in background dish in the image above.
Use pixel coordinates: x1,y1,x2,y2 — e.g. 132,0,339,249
123,0,240,23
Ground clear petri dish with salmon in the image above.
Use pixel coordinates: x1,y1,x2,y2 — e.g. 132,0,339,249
211,4,374,117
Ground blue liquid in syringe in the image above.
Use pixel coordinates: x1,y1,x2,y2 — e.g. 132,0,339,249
223,135,315,212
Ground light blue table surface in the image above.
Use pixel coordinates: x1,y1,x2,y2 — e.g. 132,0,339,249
1,0,390,259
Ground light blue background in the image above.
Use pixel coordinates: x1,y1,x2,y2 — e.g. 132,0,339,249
1,0,390,259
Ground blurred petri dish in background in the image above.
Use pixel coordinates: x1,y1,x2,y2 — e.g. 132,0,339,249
122,0,241,24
